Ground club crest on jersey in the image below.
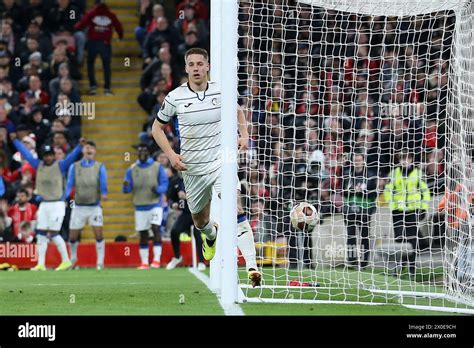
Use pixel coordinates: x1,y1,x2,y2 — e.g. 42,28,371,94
212,98,217,106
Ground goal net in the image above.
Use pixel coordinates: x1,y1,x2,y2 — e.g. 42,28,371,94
236,0,474,313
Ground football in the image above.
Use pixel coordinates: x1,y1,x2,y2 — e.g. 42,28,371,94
290,202,319,231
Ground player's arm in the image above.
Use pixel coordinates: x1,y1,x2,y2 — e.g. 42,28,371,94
11,136,40,169
122,167,133,193
237,104,249,152
59,137,86,174
152,94,187,171
64,164,75,199
99,164,108,201
156,165,169,194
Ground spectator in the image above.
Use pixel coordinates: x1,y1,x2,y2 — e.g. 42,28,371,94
48,0,86,63
7,188,37,242
135,2,165,50
19,20,53,59
0,21,17,54
142,17,180,65
0,0,23,32
51,130,71,154
49,63,79,99
24,0,49,27
74,0,123,95
140,46,178,91
19,75,49,106
0,50,21,86
174,4,208,42
49,44,81,81
0,197,13,241
27,51,51,82
0,78,20,111
383,149,431,275
138,78,168,114
341,153,378,269
175,0,208,21
27,107,50,148
50,76,80,107
0,104,15,134
176,30,203,70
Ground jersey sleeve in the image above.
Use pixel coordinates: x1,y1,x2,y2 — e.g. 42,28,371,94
156,93,177,124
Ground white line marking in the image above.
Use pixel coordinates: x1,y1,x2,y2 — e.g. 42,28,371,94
189,268,244,316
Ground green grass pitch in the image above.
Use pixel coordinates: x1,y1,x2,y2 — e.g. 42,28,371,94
0,268,458,315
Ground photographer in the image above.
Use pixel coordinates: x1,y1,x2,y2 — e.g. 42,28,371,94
341,153,378,268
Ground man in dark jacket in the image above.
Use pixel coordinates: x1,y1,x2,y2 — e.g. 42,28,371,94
48,0,86,64
342,153,378,268
74,0,123,96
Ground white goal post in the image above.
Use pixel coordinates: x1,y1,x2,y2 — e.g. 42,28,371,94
215,0,473,313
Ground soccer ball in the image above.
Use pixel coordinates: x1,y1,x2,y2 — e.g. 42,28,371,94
290,202,319,231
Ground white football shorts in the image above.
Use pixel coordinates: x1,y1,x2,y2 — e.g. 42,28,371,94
36,201,66,232
134,207,163,232
70,205,104,229
183,169,241,215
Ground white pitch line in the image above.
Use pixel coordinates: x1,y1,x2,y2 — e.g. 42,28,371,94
188,268,244,316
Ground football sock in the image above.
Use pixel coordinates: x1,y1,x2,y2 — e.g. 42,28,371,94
52,234,70,262
197,220,217,242
237,215,258,272
69,240,78,263
153,241,162,262
139,244,149,265
96,238,105,266
36,233,48,267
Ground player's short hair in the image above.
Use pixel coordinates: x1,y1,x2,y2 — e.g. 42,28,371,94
184,48,209,63
86,140,96,148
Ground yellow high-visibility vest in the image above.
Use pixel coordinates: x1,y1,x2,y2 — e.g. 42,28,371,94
383,167,431,211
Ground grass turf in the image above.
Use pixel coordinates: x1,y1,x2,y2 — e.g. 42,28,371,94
0,268,222,315
0,267,464,315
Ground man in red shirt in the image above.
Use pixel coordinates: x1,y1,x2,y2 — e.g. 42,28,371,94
74,0,123,96
7,188,37,243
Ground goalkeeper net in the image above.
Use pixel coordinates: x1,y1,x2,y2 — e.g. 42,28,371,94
236,0,473,313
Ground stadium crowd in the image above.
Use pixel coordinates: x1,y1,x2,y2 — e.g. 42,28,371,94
134,0,456,261
0,0,87,242
0,0,468,273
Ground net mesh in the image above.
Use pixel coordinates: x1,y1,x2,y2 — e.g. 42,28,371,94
236,0,473,311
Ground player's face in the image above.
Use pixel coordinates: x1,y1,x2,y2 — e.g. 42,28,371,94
43,153,55,165
185,54,209,85
83,144,96,159
138,147,149,161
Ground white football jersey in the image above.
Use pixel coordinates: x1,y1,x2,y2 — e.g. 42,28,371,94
157,81,221,175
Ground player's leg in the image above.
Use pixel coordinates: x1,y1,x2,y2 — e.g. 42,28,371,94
184,173,218,260
31,203,49,271
343,210,358,267
135,209,151,269
50,202,72,271
69,206,87,267
90,206,105,270
68,228,81,267
150,207,164,268
167,212,190,270
359,212,372,269
404,211,418,276
236,189,261,287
